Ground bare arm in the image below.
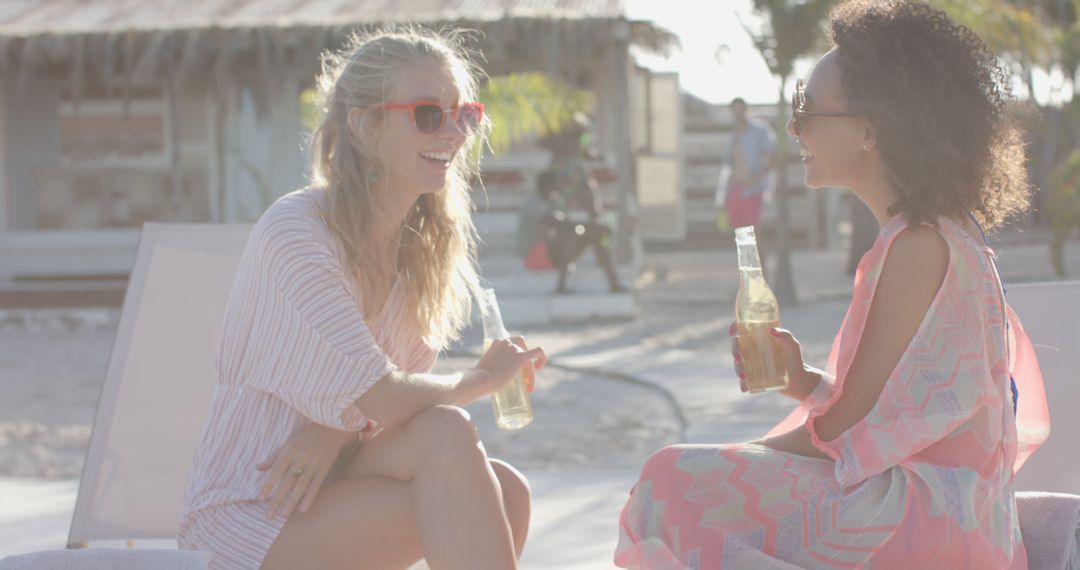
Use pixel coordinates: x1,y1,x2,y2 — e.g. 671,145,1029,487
257,338,544,518
814,226,948,442
761,225,949,456
354,337,546,431
351,369,480,430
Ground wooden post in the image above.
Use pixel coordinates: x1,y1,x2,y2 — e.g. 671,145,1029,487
771,77,798,305
0,80,8,232
609,22,636,266
165,73,182,219
207,78,222,223
269,64,303,202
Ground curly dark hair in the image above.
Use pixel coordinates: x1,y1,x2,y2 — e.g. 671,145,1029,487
828,0,1029,231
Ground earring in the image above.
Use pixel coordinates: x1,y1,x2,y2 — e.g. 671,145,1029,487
862,144,870,151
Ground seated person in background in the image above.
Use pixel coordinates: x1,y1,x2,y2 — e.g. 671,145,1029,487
516,170,563,272
543,119,626,294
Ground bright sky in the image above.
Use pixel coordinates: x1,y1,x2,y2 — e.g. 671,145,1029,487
624,0,1072,106
624,0,818,105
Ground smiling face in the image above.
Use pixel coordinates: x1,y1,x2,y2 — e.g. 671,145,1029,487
786,49,870,190
363,58,473,209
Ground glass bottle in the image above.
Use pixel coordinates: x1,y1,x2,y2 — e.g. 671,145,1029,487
477,288,534,430
734,227,789,393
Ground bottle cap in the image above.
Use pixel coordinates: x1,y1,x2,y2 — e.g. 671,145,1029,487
734,226,757,245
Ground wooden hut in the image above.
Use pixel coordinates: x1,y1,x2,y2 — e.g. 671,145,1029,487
0,0,677,284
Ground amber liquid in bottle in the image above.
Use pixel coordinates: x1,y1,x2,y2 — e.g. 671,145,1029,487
478,288,534,430
734,227,789,393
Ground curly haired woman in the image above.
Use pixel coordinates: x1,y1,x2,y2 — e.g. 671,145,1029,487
615,2,1050,568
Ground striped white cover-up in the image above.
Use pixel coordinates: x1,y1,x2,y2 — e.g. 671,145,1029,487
178,188,437,569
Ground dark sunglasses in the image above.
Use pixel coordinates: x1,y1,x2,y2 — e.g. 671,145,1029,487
791,80,856,135
375,101,485,135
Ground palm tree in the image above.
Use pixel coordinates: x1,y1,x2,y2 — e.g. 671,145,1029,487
740,0,834,305
477,72,594,155
929,0,1070,213
930,0,1056,99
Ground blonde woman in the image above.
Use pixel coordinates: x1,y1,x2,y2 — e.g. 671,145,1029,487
179,28,545,570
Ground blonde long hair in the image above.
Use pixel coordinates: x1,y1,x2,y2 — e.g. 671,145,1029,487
311,27,486,351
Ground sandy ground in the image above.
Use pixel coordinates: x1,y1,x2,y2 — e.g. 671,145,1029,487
0,298,832,481
2,236,1076,480
0,309,682,479
0,310,117,478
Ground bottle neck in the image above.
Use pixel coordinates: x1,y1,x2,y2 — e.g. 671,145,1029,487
478,295,510,340
736,241,762,270
482,316,510,341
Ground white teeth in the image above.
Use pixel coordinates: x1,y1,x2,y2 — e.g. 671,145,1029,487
421,151,453,162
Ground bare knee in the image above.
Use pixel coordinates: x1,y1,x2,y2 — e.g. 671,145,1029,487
408,405,483,459
490,459,530,556
342,405,480,481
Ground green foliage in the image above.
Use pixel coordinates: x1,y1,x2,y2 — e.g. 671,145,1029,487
299,87,323,133
1048,148,1080,275
743,0,834,79
478,72,594,155
1057,0,1080,83
929,0,1057,70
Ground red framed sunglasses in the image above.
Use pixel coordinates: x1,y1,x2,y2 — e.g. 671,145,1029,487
374,101,485,134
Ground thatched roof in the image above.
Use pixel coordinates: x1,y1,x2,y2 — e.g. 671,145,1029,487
0,0,676,93
0,0,625,33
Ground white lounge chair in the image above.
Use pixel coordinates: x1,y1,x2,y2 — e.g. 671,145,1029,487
1009,281,1080,570
63,223,251,551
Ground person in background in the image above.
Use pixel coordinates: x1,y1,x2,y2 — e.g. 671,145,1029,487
516,170,563,272
716,97,777,272
542,115,626,294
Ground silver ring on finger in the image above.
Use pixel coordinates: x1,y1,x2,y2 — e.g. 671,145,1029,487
289,466,305,478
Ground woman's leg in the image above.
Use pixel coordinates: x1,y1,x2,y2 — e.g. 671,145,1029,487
263,405,524,570
262,476,421,570
585,224,625,292
552,224,587,293
262,462,529,570
489,459,531,557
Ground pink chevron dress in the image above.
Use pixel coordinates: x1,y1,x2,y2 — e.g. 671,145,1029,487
615,214,1051,569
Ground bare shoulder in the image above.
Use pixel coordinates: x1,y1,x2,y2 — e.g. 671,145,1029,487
889,224,949,262
876,224,946,323
812,224,950,441
880,224,950,297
